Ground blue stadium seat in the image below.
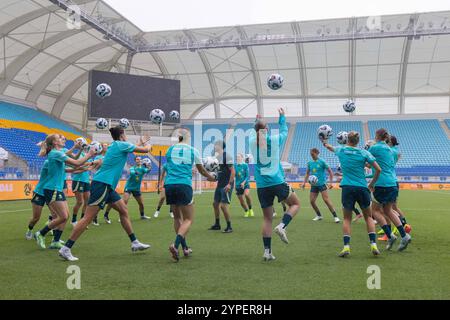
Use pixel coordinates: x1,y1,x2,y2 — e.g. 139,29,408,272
288,121,363,168
368,120,450,169
0,102,83,136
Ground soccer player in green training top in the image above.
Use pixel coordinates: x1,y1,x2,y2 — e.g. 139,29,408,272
302,148,340,223
368,129,411,252
166,130,216,262
323,131,382,257
58,127,151,261
250,108,301,261
235,153,254,218
123,156,151,220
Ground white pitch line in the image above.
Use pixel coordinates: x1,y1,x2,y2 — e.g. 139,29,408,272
0,208,30,214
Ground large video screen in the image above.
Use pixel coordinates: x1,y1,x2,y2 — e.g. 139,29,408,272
88,70,180,124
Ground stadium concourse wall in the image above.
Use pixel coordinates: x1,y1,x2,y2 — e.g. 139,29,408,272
2,180,450,201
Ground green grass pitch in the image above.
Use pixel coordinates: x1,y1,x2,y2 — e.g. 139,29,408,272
0,189,449,300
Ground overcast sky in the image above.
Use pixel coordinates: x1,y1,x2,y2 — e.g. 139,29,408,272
103,0,450,31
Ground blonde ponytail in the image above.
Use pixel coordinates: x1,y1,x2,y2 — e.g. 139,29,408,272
38,134,58,157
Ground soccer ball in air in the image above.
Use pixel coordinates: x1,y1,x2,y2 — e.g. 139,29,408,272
95,83,112,99
267,73,284,90
336,131,348,145
150,109,165,124
308,175,319,186
364,140,375,150
169,110,180,120
95,118,108,129
317,124,333,141
203,156,219,172
343,100,356,113
87,141,103,155
75,137,88,149
141,158,152,169
119,118,130,129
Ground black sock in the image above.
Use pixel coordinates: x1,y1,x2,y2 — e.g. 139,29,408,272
353,207,361,215
48,215,53,221
129,233,137,242
93,216,98,223
140,212,145,217
316,211,322,217
226,221,231,229
248,205,252,210
28,224,34,231
53,230,62,242
65,239,75,249
215,218,220,226
263,237,271,252
157,206,161,211
104,211,109,219
400,216,407,226
331,211,338,218
72,214,77,223
81,213,85,219
39,225,51,237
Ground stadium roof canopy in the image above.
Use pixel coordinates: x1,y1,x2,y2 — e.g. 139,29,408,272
1,0,450,129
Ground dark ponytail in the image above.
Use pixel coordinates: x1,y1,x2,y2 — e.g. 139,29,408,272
109,126,124,141
376,128,389,142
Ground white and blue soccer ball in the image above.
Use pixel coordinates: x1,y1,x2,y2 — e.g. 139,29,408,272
203,156,219,172
343,100,356,113
95,83,112,99
141,158,152,169
317,124,333,141
95,118,108,129
75,137,88,149
150,109,165,124
308,175,319,186
87,141,103,155
364,140,375,150
119,118,130,129
267,73,284,90
169,110,180,121
337,131,348,145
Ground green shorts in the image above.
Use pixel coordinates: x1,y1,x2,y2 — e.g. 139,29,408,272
125,189,142,197
72,181,91,193
43,189,66,205
31,192,46,207
88,181,121,209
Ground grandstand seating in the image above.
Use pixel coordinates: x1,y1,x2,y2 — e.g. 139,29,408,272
0,101,83,137
367,120,450,168
0,102,82,174
445,119,450,130
288,121,364,168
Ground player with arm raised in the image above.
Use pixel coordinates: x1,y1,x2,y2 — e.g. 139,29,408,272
323,131,382,257
249,108,301,261
123,156,151,220
58,127,151,261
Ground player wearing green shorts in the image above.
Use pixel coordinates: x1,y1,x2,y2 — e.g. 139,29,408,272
59,127,151,261
368,129,411,252
71,151,92,226
302,148,340,223
34,135,94,250
250,108,301,261
167,131,216,261
235,154,254,218
123,156,150,220
323,131,382,257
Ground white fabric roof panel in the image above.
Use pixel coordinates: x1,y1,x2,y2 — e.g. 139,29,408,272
1,1,449,128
